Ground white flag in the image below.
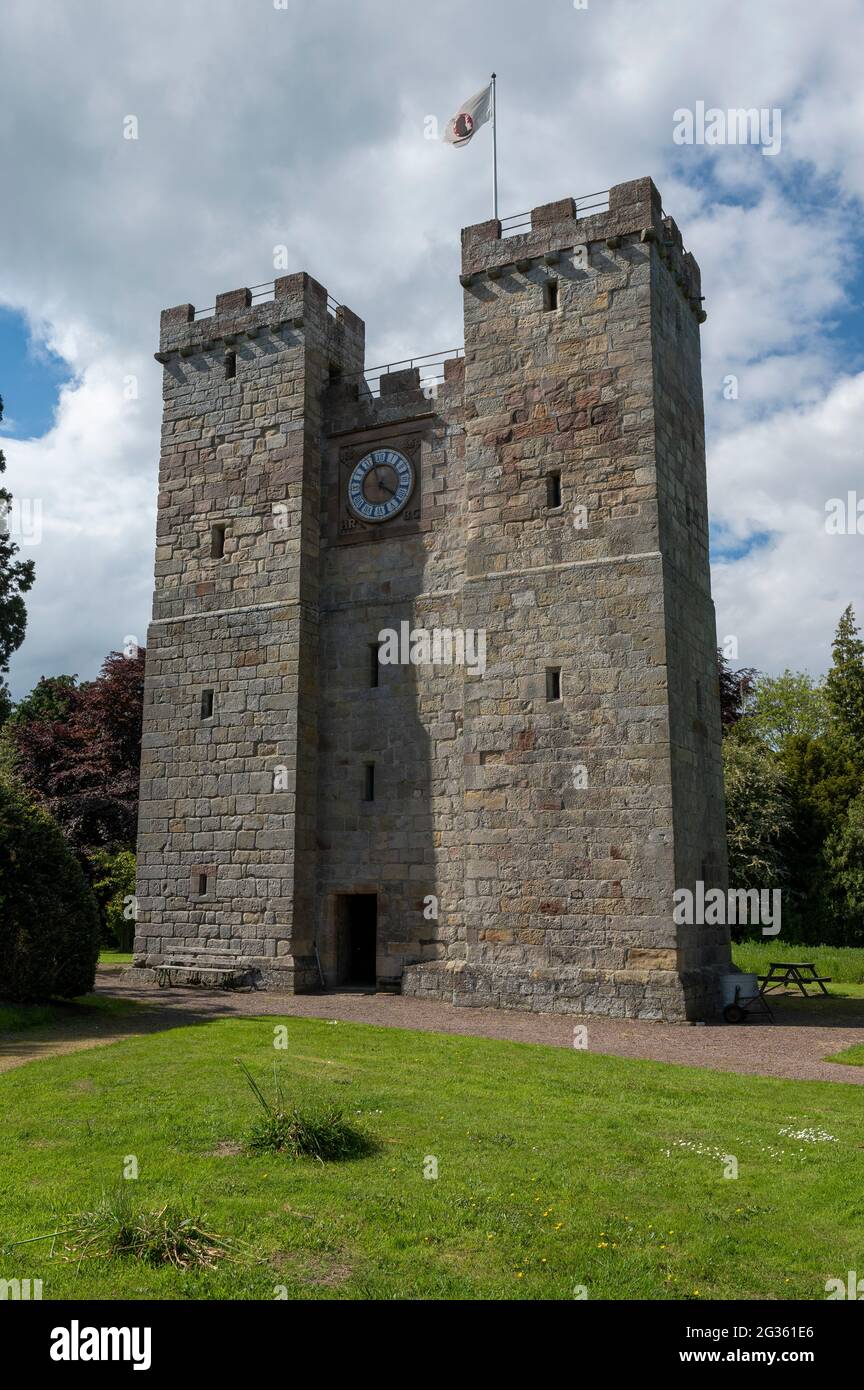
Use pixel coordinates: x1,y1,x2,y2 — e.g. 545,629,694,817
442,83,492,146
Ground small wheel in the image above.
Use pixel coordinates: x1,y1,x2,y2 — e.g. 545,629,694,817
723,1003,745,1024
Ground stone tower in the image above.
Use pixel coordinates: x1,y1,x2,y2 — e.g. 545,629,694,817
134,176,731,1019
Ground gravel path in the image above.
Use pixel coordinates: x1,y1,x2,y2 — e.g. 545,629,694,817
81,967,864,1086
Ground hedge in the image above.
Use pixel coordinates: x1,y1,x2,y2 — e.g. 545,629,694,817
0,780,100,1001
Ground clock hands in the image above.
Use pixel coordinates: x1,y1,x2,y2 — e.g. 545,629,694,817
371,465,396,497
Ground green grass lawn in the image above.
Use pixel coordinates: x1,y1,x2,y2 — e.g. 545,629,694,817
826,1045,864,1067
99,950,133,966
732,940,864,987
0,1016,861,1301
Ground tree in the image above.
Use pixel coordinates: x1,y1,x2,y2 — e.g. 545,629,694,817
739,669,829,750
7,672,78,725
775,731,862,944
0,780,100,1001
825,605,864,751
0,394,36,720
824,791,864,946
716,649,758,733
3,648,146,853
88,845,137,951
722,738,792,897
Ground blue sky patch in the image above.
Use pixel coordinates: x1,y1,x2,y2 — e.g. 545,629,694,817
0,306,73,440
710,525,774,563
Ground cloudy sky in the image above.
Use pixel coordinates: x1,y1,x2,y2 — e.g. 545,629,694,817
1,0,863,699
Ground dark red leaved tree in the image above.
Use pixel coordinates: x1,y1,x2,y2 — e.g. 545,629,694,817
717,648,758,734
7,649,145,851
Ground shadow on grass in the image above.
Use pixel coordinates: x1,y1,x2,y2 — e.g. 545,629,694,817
0,992,229,1073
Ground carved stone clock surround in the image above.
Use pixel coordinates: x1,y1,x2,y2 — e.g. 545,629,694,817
328,423,430,547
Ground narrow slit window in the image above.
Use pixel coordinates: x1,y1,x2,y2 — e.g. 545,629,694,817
363,763,375,801
200,689,214,720
196,873,208,897
224,350,236,380
211,523,227,559
546,667,562,702
369,643,380,688
546,472,562,509
543,279,559,312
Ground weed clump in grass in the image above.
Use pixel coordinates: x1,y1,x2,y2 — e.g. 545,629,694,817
4,1186,232,1269
236,1059,371,1162
67,1186,229,1269
70,1189,229,1267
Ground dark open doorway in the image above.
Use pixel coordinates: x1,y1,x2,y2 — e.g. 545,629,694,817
336,893,377,986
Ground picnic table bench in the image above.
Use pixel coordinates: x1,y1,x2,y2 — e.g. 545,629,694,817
758,961,832,998
155,945,255,990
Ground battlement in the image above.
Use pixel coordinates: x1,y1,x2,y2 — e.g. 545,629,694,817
155,271,365,372
460,175,704,320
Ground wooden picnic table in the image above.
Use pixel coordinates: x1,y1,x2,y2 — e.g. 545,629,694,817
759,961,832,998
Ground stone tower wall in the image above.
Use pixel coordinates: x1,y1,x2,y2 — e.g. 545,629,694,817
134,274,363,988
403,177,730,1018
134,175,730,1020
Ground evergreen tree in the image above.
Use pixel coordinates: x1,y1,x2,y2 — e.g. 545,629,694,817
824,791,864,945
825,605,864,751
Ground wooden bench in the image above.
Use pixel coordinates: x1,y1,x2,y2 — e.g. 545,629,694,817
155,946,255,990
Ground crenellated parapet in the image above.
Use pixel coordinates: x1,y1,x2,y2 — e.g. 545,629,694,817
155,272,365,373
460,176,705,322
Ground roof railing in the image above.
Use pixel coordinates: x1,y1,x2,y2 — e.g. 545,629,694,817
192,282,343,321
336,347,465,399
499,188,611,237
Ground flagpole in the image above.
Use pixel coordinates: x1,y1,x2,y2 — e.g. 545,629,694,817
491,72,498,219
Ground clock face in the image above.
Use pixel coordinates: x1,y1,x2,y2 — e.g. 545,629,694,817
347,448,415,523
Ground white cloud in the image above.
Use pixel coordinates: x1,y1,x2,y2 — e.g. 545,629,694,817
1,0,864,695
711,372,864,674
6,361,155,692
